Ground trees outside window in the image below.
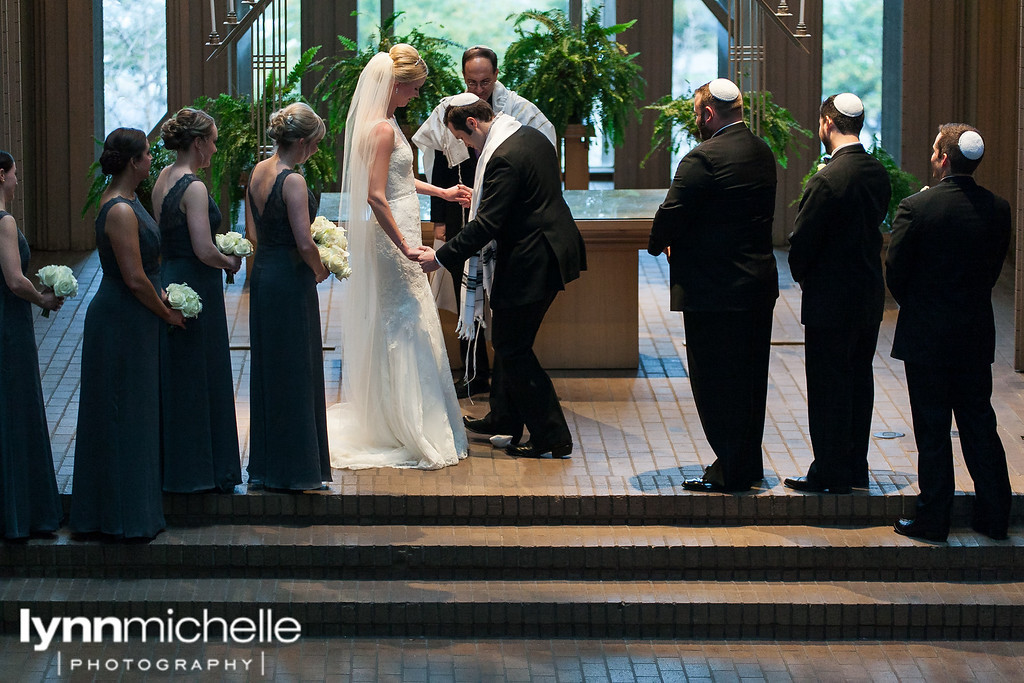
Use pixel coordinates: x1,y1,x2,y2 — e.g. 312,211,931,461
103,0,167,135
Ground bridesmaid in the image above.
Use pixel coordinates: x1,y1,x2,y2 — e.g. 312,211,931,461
245,102,331,491
0,150,64,540
152,108,242,493
70,128,186,541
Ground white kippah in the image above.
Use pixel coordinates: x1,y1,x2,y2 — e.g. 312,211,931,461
958,130,984,160
450,93,480,107
833,93,864,117
708,78,740,102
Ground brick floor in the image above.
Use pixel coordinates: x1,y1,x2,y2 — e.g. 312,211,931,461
28,248,1024,503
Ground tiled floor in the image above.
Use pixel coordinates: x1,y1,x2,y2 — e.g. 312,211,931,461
2,635,1023,681
29,247,1024,500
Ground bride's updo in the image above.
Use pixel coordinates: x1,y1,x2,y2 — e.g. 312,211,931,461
267,102,326,149
389,43,428,83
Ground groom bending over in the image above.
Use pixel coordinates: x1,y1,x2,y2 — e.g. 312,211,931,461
418,97,586,459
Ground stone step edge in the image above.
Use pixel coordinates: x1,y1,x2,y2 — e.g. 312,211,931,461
81,491,1019,526
3,578,1023,640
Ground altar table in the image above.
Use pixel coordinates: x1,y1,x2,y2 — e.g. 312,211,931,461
318,189,666,369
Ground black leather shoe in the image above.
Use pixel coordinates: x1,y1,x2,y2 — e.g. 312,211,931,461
455,378,490,398
893,518,948,542
463,416,499,436
681,478,752,493
506,441,572,459
784,477,851,494
971,520,1009,541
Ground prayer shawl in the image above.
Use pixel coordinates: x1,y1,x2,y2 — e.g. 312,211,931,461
456,114,521,367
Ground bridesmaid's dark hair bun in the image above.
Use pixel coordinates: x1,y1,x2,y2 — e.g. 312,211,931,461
100,128,148,175
0,150,13,173
161,108,216,151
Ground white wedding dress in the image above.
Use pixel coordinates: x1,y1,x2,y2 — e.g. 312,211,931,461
327,119,468,470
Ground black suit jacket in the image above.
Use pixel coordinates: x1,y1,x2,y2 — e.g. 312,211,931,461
886,175,1010,367
788,144,891,328
648,122,779,312
436,125,586,309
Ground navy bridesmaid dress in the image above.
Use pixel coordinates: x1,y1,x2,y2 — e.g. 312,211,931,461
159,174,241,492
247,169,330,490
70,196,165,539
0,210,63,539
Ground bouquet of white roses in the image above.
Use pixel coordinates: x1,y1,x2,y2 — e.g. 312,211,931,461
214,231,254,284
36,265,78,317
310,216,352,280
165,282,203,320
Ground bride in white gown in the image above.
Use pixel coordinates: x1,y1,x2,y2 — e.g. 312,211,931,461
328,44,470,470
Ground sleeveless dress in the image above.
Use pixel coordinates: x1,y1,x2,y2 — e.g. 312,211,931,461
247,169,331,490
70,196,165,539
327,119,468,469
159,174,241,492
0,211,63,538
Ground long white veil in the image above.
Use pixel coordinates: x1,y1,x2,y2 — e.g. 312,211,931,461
336,52,394,441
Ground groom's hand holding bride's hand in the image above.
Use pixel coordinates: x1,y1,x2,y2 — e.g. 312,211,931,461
402,243,428,261
417,247,441,273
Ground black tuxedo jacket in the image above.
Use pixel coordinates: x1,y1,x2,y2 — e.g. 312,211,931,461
436,126,586,309
648,122,779,312
886,175,1010,367
788,144,891,328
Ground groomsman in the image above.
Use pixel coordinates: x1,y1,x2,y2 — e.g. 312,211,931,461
785,93,890,494
886,124,1012,542
412,46,555,398
648,78,778,492
419,98,585,459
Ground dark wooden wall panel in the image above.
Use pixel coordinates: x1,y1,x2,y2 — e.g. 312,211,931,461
614,0,673,189
167,0,229,115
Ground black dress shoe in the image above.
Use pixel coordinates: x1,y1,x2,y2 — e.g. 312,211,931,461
455,378,490,398
506,441,572,459
681,478,751,493
463,416,499,436
893,518,948,542
971,520,1009,541
784,477,851,494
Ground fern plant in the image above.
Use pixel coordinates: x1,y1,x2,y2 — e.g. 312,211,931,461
796,140,921,231
84,47,335,226
313,11,463,137
501,7,645,149
645,90,811,169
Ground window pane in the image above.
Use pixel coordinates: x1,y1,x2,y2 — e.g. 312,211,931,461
103,0,168,135
822,0,883,146
670,0,719,172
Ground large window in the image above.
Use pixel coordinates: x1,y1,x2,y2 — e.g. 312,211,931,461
102,0,168,135
822,0,883,146
669,0,719,171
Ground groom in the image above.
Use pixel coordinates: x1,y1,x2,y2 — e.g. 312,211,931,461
418,97,586,458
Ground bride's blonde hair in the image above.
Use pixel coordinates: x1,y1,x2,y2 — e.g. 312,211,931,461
389,43,428,83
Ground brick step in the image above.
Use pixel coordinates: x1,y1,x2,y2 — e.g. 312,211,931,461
133,490,1024,527
4,525,1020,581
3,577,1023,639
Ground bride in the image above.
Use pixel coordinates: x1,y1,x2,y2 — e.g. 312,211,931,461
328,44,470,470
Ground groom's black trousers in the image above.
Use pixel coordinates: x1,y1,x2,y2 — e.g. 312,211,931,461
488,291,571,448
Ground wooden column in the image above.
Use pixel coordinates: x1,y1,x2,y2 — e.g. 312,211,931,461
0,0,25,220
613,0,673,189
166,0,230,113
19,0,96,250
763,1,823,246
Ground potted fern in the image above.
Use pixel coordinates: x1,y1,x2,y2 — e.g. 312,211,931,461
313,12,462,138
84,47,335,228
501,7,645,189
645,90,811,169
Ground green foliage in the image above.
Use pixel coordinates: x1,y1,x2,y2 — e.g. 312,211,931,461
81,139,175,219
313,12,463,136
822,0,882,139
796,140,923,231
501,7,645,149
645,90,811,169
84,47,336,226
